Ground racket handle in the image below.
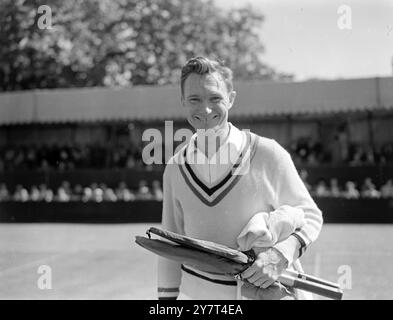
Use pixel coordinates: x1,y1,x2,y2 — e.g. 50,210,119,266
279,274,343,300
284,269,341,289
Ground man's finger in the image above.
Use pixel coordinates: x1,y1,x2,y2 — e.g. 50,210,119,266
261,278,276,289
247,272,266,284
241,264,258,279
253,277,268,287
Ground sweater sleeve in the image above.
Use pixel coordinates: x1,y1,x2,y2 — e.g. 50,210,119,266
270,141,323,266
157,164,184,300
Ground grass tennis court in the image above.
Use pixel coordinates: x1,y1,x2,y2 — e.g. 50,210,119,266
0,223,392,300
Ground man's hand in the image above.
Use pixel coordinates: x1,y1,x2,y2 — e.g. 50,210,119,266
240,247,288,288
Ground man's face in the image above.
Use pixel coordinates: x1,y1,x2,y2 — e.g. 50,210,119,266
182,72,236,131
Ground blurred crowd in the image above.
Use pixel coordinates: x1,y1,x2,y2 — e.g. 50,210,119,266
0,180,163,203
0,143,151,171
290,139,393,166
1,140,393,172
299,170,393,199
1,175,393,202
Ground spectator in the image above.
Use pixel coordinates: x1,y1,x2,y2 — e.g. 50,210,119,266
14,147,26,169
364,147,375,165
329,178,341,197
57,188,71,202
26,147,37,169
380,143,393,164
4,147,15,170
315,179,330,197
343,181,360,199
71,144,83,168
72,184,84,201
307,153,318,165
38,184,54,202
380,179,393,198
136,180,152,200
61,181,72,196
335,125,350,163
104,187,118,202
297,144,309,164
30,185,41,201
93,187,104,203
151,180,163,201
111,150,122,169
126,155,136,168
145,164,154,172
115,182,135,202
13,184,29,202
349,147,364,166
98,183,117,202
82,187,93,202
90,183,104,202
56,181,71,202
361,178,381,199
90,182,98,191
39,159,50,171
57,146,67,170
0,183,10,201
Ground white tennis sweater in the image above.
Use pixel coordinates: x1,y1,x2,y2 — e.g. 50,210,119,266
157,124,323,299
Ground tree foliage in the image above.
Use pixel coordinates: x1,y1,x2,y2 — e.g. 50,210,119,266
0,0,292,92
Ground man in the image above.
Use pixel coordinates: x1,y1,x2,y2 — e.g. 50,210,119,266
157,56,323,300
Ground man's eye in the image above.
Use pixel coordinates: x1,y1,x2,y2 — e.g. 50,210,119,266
189,98,199,103
211,97,222,102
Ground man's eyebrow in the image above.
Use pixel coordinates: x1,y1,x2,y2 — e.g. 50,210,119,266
208,91,224,97
186,94,200,99
210,92,224,97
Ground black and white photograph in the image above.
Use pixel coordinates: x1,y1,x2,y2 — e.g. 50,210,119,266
0,0,393,303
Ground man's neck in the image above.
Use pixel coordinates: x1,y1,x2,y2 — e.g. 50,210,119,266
196,123,230,158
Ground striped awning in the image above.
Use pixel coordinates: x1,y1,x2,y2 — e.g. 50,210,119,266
0,77,392,124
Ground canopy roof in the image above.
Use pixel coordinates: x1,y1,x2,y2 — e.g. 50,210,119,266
1,77,392,125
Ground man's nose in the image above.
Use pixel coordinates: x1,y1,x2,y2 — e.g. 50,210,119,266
204,106,213,114
200,103,213,115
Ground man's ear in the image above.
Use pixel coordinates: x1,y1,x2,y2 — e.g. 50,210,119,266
227,91,236,110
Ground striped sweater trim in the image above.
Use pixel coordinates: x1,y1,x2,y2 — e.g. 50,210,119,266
292,233,308,258
183,131,251,195
298,229,313,245
178,132,257,207
185,125,243,187
157,287,179,299
158,287,179,293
